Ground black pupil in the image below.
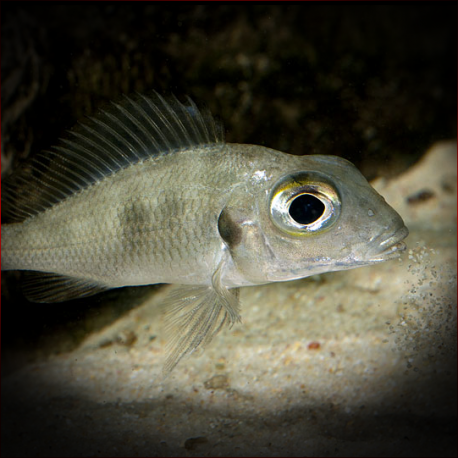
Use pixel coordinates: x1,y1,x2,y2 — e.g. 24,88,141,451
289,194,325,225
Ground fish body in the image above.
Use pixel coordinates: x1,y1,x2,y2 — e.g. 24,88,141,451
1,93,408,373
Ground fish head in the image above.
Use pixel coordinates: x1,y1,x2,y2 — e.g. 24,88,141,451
218,153,409,285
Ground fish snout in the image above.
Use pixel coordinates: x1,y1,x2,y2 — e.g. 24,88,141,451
366,225,409,262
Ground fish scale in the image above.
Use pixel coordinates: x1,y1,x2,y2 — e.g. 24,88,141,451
1,92,408,374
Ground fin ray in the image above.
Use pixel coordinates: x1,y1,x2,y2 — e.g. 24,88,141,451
162,258,241,376
2,92,224,223
22,271,110,303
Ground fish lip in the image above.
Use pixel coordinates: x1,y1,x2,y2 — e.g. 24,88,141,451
367,226,409,262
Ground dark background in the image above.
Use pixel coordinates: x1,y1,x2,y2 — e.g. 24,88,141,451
1,2,457,456
2,3,456,181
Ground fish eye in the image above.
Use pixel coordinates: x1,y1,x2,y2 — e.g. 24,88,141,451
269,171,341,236
289,194,325,225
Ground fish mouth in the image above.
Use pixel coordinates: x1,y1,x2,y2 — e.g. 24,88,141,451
366,226,409,262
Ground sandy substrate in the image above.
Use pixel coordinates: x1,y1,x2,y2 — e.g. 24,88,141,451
1,141,456,457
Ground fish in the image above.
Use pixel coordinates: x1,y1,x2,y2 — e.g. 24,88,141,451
1,92,409,374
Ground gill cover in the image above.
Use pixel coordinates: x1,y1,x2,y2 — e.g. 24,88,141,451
218,202,270,284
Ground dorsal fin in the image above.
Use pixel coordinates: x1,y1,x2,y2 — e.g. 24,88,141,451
1,92,224,223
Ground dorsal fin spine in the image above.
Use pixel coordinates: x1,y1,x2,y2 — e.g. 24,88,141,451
62,139,113,173
81,118,136,162
156,94,184,143
44,150,94,186
53,145,105,179
60,138,117,174
160,95,194,148
181,96,206,144
103,109,149,159
69,130,123,169
141,94,177,150
123,96,164,153
1,92,224,223
111,102,152,158
90,116,141,160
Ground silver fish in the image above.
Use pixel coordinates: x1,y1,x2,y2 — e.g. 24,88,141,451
1,93,409,373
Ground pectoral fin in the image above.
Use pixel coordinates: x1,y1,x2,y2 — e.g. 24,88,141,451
162,259,241,376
